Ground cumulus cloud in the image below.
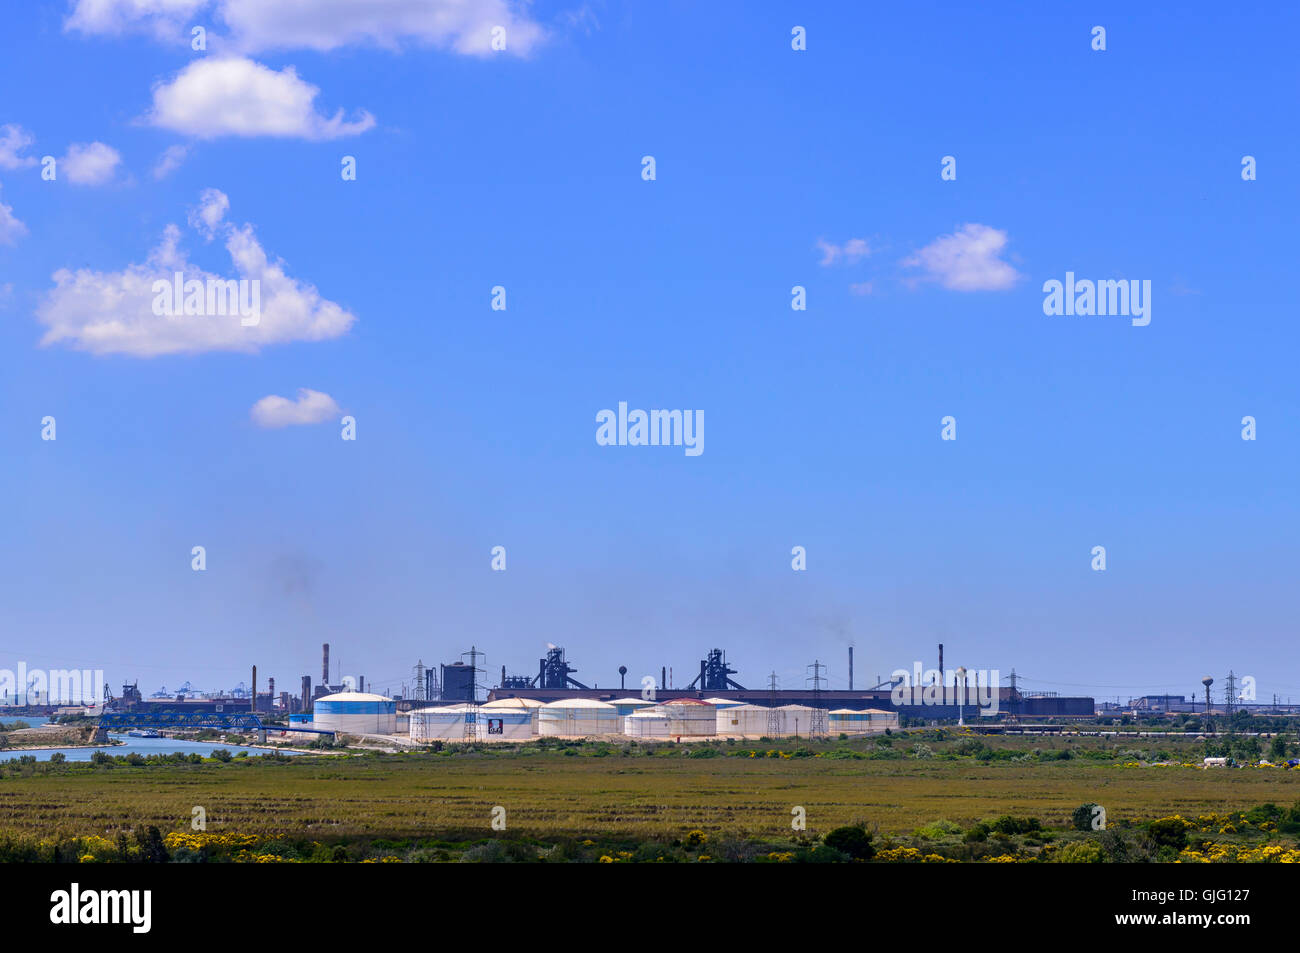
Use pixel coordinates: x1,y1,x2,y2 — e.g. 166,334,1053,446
0,185,26,245
816,237,870,266
902,224,1020,291
187,187,229,238
251,388,340,428
0,124,37,169
67,0,545,56
219,0,545,56
60,141,122,185
152,143,190,179
65,0,207,40
36,188,356,357
147,58,375,140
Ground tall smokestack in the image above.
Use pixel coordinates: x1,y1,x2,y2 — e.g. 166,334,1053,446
301,675,311,713
322,643,330,686
938,644,944,684
849,645,854,691
358,675,364,693
251,665,257,714
661,666,666,697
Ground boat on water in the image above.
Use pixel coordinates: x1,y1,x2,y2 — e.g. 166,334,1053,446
126,729,160,738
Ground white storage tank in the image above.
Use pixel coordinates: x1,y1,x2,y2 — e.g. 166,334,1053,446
538,698,621,737
623,709,671,738
657,698,716,737
703,697,744,710
777,704,823,737
411,705,482,742
313,692,396,735
608,697,657,717
480,698,542,738
828,708,898,735
717,703,783,738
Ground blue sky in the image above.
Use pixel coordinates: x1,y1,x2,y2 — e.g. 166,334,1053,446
0,2,1296,704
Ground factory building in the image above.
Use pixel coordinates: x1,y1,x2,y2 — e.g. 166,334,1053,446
313,692,396,735
537,698,621,737
440,663,476,703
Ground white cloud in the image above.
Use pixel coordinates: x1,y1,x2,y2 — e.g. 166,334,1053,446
60,142,122,185
816,237,870,266
251,388,341,428
152,143,191,179
66,0,545,56
0,185,26,245
849,281,874,296
146,57,375,140
187,187,229,238
902,224,1020,291
220,0,545,56
65,0,207,40
0,124,37,170
36,188,356,357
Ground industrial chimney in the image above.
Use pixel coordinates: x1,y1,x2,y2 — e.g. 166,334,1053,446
938,644,944,685
251,665,257,714
848,645,854,691
322,643,330,687
301,675,311,713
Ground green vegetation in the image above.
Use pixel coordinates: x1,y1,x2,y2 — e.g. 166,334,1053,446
1,730,1298,862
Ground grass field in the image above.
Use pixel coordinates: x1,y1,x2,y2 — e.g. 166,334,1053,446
2,732,1298,861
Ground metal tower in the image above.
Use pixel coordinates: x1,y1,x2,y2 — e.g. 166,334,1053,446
806,660,827,738
412,660,427,703
1224,671,1237,719
766,671,781,737
462,646,484,742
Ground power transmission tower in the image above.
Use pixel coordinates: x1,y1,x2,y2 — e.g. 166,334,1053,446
1224,671,1237,719
412,660,426,703
462,646,484,742
806,660,827,738
766,671,781,737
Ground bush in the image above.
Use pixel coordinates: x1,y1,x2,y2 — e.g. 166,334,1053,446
1146,818,1189,850
1072,803,1102,832
963,824,989,843
822,825,875,860
1055,841,1104,863
990,815,1041,836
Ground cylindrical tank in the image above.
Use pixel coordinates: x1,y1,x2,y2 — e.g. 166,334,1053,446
312,691,395,734
537,699,620,737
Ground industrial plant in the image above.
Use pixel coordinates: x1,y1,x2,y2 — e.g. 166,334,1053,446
22,639,1287,746
39,640,1121,745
